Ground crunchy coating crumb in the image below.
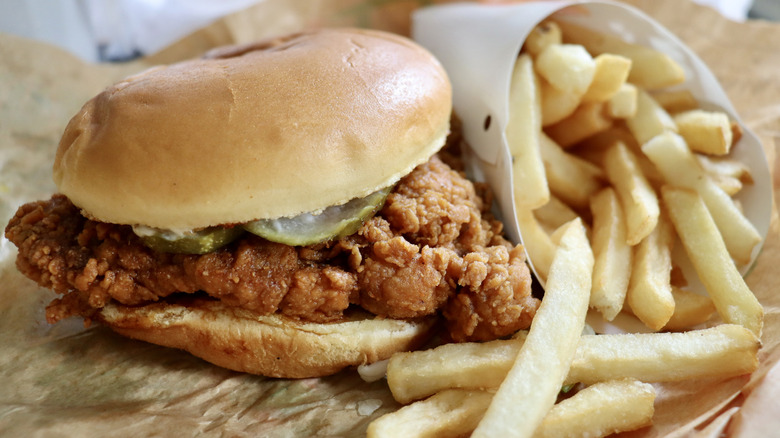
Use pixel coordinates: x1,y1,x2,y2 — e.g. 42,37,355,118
5,155,539,341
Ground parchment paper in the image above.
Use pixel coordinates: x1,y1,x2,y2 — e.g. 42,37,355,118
1,0,778,436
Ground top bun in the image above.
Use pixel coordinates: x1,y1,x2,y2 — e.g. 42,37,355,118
53,28,452,232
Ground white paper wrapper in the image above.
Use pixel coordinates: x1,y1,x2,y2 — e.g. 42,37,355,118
412,0,772,293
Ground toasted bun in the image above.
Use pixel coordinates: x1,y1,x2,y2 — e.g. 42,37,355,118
96,299,437,378
53,28,452,232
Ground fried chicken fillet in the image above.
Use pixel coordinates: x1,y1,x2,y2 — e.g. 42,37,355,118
6,155,538,342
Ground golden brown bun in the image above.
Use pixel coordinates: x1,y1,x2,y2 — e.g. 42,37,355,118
53,28,452,232
97,299,437,378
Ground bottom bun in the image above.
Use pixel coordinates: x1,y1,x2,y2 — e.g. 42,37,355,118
96,299,437,378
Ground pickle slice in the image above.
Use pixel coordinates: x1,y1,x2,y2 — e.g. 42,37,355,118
135,225,245,254
244,186,392,246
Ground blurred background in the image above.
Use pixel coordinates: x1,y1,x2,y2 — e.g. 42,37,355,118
0,0,778,63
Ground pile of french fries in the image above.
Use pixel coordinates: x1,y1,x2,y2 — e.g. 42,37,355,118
367,19,764,437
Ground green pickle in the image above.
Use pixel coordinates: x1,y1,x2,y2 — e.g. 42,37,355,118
243,186,392,246
135,186,392,253
136,225,245,254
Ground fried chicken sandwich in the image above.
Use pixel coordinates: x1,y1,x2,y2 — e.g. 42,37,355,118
5,28,539,378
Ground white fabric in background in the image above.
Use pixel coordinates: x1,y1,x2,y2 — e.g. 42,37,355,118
0,0,756,62
84,0,264,61
691,0,754,21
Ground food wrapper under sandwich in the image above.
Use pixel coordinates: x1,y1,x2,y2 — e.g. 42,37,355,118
0,0,779,436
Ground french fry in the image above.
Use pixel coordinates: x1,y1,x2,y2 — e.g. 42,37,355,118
643,132,761,266
603,142,659,245
370,379,654,438
673,109,733,155
386,324,759,403
698,154,753,195
568,324,759,385
534,194,580,234
541,76,582,126
606,83,638,119
556,20,685,89
622,285,716,331
625,88,677,145
663,286,717,331
523,21,563,57
582,53,632,103
539,133,605,209
367,389,491,438
572,124,638,165
697,154,754,185
507,54,550,209
589,188,632,321
661,186,764,336
670,264,688,288
516,207,556,283
710,174,743,196
625,211,675,331
651,89,699,114
535,43,596,96
472,219,592,438
731,120,744,144
545,102,613,148
572,122,666,188
535,379,655,438
387,333,524,404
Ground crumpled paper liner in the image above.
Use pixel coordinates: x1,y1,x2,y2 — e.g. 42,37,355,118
0,0,778,436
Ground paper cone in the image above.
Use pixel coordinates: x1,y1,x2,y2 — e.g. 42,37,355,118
412,0,771,290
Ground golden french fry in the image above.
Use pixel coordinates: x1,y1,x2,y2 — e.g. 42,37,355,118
539,133,605,209
709,174,743,196
661,186,764,336
670,264,688,288
371,379,654,438
697,154,753,195
571,123,666,188
535,43,596,96
386,324,759,403
622,285,716,331
516,207,556,283
625,88,677,145
571,124,638,164
673,109,733,155
386,334,523,404
534,194,580,234
643,132,761,266
557,20,685,89
651,89,699,114
568,324,759,385
663,286,717,331
589,188,632,321
697,154,754,185
731,120,743,144
523,21,563,57
535,379,655,438
545,102,613,148
582,53,632,103
540,75,582,126
472,219,592,438
508,54,549,209
606,83,638,119
603,142,659,245
367,389,491,438
626,211,675,331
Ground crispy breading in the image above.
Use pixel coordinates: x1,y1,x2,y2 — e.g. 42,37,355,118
5,156,538,341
